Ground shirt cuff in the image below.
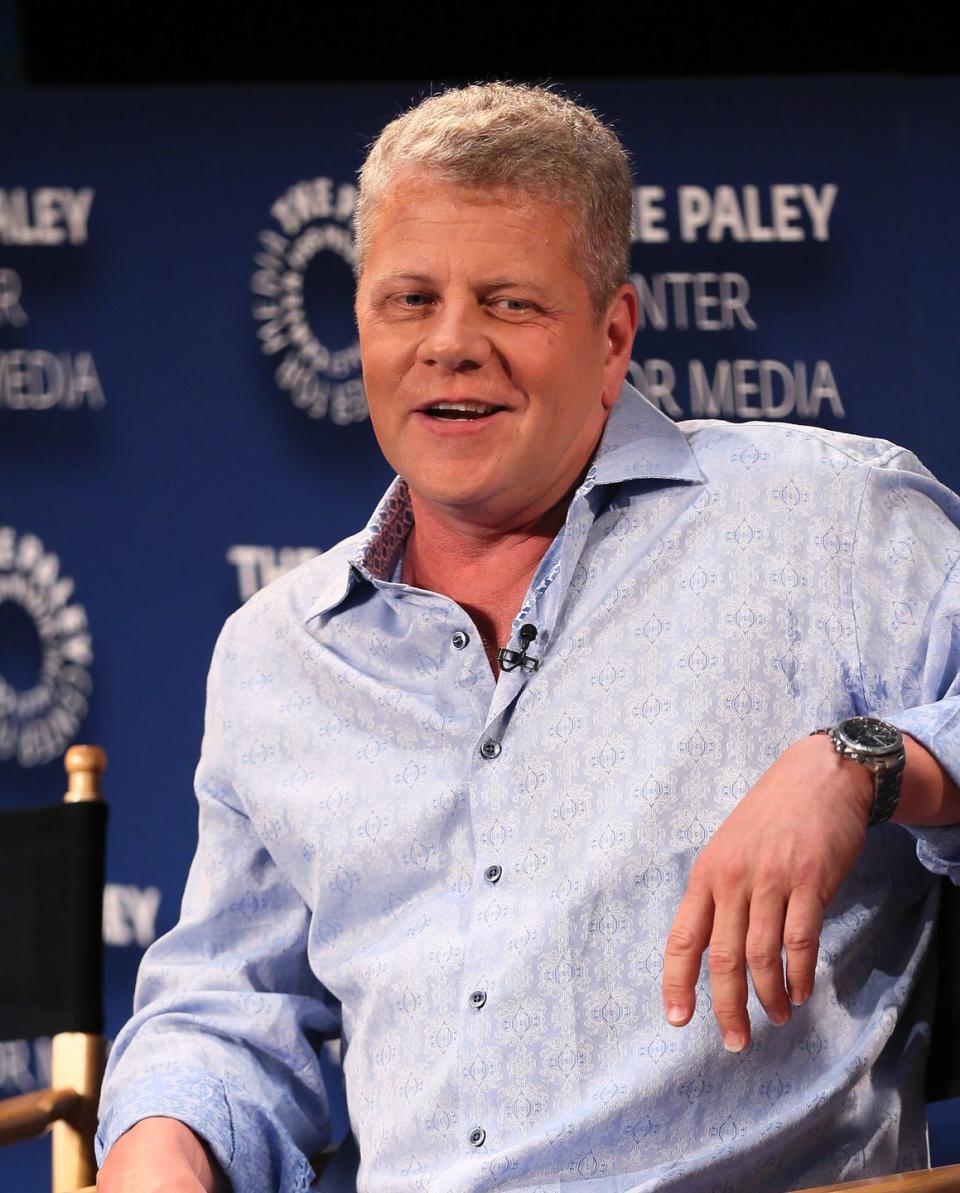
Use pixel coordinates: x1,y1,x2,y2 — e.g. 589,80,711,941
96,1068,318,1192
96,1070,235,1173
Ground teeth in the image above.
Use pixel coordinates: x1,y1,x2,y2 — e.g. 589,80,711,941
430,401,498,414
426,400,502,420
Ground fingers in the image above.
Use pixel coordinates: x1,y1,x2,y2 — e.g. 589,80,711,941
662,886,713,1028
783,884,825,1008
706,896,751,1052
664,875,826,1050
745,887,790,1027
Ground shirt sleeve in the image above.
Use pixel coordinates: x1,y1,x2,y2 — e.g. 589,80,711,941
851,449,960,880
96,621,341,1193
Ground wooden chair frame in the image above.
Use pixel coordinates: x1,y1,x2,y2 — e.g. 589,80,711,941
0,746,107,1193
799,1162,960,1190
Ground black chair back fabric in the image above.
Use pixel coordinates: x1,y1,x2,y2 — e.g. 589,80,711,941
926,876,960,1103
0,801,108,1040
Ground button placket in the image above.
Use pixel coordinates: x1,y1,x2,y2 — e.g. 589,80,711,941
465,709,513,1154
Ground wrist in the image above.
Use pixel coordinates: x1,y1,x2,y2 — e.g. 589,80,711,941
807,731,875,824
811,717,906,826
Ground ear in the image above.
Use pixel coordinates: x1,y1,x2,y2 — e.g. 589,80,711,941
601,282,639,411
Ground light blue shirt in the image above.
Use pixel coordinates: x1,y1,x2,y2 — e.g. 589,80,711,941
98,386,960,1192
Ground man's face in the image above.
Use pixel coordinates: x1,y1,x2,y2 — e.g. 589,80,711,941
355,175,637,529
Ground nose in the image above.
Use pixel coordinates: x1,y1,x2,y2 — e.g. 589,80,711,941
416,298,491,372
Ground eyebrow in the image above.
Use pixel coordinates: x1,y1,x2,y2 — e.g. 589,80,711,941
373,271,550,295
375,272,435,286
482,277,550,294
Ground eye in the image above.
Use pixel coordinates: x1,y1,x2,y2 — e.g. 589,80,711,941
397,292,432,308
492,297,535,314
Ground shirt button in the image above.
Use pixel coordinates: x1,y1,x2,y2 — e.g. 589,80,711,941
479,739,502,760
484,864,502,884
451,630,469,650
468,1127,486,1148
468,989,487,1009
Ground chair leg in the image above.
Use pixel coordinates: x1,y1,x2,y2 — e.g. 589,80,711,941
50,1032,105,1193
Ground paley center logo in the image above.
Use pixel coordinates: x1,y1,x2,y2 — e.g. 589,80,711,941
251,178,368,425
0,528,92,767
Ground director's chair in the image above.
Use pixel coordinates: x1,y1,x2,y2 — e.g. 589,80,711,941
0,745,108,1193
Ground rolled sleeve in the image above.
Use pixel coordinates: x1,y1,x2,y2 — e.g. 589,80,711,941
96,1071,237,1177
852,454,960,880
891,700,960,880
96,621,340,1191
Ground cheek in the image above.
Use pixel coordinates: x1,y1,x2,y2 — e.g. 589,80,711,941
535,335,602,389
363,333,417,388
360,345,404,403
532,324,602,372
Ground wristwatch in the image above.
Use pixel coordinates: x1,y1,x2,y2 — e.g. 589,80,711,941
812,716,906,826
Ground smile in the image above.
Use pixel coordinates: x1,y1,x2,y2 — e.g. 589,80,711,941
423,401,506,421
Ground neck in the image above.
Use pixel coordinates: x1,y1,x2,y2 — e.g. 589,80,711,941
401,493,571,673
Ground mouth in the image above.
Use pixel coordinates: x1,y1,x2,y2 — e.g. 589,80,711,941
419,400,507,421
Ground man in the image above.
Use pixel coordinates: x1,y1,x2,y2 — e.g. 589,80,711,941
98,83,960,1192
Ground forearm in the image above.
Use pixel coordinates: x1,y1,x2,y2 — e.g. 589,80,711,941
894,733,960,826
98,1117,229,1192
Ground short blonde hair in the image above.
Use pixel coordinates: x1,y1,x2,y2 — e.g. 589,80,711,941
356,82,633,319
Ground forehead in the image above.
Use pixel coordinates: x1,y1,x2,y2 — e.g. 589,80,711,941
364,174,577,264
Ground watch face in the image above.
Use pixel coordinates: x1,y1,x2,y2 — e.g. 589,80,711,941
837,716,902,755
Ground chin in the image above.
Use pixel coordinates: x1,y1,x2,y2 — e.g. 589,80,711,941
416,485,496,510
408,468,504,506
407,477,511,518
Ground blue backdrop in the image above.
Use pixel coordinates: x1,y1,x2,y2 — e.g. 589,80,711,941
2,76,959,1184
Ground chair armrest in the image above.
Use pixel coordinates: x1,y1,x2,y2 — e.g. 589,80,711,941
799,1163,960,1191
0,1086,80,1146
65,1161,960,1193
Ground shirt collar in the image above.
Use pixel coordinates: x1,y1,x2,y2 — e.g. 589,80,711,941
302,481,413,623
305,381,702,623
590,380,703,488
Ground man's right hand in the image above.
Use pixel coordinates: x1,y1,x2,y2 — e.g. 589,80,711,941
96,1117,229,1193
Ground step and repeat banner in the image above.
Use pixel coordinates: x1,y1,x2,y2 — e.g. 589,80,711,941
2,77,958,1180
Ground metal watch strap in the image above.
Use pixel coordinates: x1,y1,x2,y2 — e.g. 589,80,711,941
863,751,905,825
812,725,906,826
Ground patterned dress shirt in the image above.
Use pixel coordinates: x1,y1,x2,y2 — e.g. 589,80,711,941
98,385,960,1193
